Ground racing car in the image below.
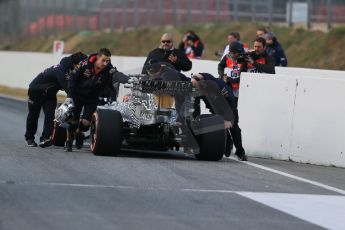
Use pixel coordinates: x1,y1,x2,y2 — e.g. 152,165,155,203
54,63,233,161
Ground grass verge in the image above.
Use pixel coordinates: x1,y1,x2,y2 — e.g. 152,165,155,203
0,85,66,102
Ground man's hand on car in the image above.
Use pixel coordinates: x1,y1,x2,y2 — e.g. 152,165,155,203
128,77,139,84
224,120,233,129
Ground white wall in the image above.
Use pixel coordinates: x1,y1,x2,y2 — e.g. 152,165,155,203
0,51,222,89
0,51,147,89
238,73,345,168
238,74,297,159
0,51,64,88
290,77,345,166
276,66,345,80
1,51,345,167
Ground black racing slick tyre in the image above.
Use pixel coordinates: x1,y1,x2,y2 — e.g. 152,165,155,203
51,121,66,146
193,114,226,161
90,109,123,156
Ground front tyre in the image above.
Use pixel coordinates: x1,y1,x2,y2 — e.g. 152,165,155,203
90,109,123,156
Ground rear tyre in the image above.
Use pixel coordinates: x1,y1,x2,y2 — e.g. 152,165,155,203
194,115,226,161
90,109,123,156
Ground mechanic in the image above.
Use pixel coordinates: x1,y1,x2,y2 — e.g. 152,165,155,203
24,52,87,147
65,48,134,152
191,73,247,161
144,61,235,157
142,33,192,74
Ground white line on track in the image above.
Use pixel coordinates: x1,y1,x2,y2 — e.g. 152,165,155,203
227,157,345,195
0,180,135,189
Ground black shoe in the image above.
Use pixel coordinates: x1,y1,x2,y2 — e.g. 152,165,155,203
39,138,52,148
235,149,248,161
65,140,73,152
26,139,37,147
75,132,84,149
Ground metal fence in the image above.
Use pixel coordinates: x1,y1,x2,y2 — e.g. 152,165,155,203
0,0,344,43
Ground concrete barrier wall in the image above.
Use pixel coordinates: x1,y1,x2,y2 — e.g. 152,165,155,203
276,66,345,80
0,51,220,89
238,73,345,167
0,51,146,89
1,51,344,167
1,51,64,88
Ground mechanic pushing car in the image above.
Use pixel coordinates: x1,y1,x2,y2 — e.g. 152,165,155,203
63,48,136,152
25,52,87,148
191,73,247,161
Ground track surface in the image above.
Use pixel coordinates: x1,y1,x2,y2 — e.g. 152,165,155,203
0,96,344,230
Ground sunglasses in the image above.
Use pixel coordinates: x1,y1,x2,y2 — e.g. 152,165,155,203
161,40,172,44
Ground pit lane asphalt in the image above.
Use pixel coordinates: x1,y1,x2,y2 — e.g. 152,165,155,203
0,95,344,230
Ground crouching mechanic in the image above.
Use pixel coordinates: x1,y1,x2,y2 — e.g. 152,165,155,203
64,48,135,152
24,52,87,147
191,73,247,161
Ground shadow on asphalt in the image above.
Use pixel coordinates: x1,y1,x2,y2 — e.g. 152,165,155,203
40,143,238,163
